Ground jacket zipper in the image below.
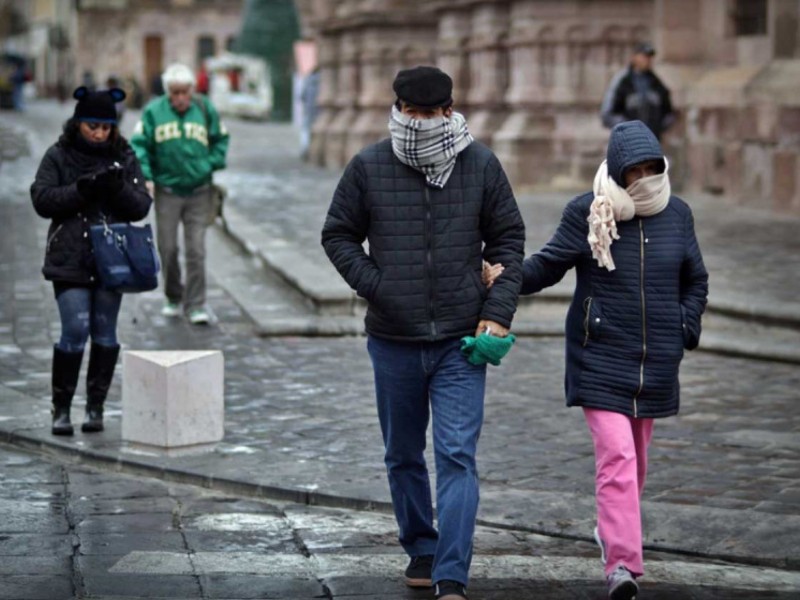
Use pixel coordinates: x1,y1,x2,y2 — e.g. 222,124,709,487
46,224,64,253
424,186,437,337
633,219,646,417
582,296,593,347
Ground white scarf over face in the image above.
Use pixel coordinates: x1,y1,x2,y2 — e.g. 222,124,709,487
388,105,473,189
587,158,671,271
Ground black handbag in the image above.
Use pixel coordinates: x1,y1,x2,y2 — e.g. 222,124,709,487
89,219,160,293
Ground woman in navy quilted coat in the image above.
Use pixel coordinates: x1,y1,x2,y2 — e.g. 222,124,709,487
488,120,708,599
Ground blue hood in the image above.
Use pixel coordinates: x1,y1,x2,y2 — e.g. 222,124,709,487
606,120,664,187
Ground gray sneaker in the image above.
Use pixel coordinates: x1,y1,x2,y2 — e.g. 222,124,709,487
607,565,638,600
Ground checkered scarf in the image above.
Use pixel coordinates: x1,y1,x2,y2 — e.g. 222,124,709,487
388,105,473,189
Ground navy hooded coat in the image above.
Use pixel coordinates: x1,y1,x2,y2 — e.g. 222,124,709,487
523,121,708,418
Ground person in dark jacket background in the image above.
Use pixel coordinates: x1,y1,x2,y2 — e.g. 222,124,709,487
600,42,675,140
30,86,152,436
485,120,707,600
321,66,525,600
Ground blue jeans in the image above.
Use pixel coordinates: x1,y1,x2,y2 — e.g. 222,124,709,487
55,286,122,353
367,335,486,586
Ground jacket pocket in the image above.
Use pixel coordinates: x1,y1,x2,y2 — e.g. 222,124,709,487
46,223,64,254
582,296,604,346
680,304,700,350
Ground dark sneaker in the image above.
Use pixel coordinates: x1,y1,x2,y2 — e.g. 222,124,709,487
404,554,433,588
434,579,468,600
607,565,638,600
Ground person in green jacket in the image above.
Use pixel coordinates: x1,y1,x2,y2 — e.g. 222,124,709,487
130,63,229,324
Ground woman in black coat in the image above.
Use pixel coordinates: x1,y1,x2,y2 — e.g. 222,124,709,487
30,86,152,436
486,121,708,600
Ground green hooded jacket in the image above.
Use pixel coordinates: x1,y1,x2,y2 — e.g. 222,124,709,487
130,95,229,196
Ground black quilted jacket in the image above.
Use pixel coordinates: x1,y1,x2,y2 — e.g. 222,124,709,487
523,192,708,418
322,138,525,341
31,138,152,286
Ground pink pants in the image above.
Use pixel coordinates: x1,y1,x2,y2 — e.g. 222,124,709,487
583,407,654,578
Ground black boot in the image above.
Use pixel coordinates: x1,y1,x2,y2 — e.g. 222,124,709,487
82,343,120,433
51,346,84,436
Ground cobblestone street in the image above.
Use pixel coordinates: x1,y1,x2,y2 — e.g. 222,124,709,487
0,102,798,598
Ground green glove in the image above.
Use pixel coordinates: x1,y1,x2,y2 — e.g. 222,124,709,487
460,332,516,366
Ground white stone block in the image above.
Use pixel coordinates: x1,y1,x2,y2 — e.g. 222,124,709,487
122,350,224,448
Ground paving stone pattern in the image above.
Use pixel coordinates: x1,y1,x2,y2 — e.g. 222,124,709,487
0,104,798,573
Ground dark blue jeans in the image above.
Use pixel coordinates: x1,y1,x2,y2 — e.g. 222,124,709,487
367,335,486,587
55,286,122,353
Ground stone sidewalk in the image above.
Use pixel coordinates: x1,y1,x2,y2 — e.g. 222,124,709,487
0,103,798,575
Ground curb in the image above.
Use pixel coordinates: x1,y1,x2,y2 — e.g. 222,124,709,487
2,425,796,571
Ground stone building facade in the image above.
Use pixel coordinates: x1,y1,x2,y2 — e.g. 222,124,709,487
2,0,243,103
297,0,800,213
74,0,243,99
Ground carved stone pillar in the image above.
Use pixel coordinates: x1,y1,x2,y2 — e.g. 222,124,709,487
309,33,339,165
347,16,437,160
496,0,653,189
493,2,556,187
324,30,361,169
435,7,472,107
464,1,510,144
347,29,393,160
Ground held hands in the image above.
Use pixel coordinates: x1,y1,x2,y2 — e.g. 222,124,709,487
482,260,504,289
477,262,509,337
77,163,125,201
476,319,509,338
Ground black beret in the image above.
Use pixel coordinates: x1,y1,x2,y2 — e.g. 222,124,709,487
72,86,126,124
392,66,453,109
634,42,656,56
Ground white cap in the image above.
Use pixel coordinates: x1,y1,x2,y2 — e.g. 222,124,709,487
162,63,195,91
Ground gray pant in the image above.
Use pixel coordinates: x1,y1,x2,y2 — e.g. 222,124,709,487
154,186,212,312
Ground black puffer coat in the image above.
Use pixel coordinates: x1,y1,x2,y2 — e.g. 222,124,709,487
322,138,525,342
31,136,152,286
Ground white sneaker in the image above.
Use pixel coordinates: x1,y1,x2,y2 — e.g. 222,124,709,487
607,565,638,600
161,301,181,318
188,308,210,325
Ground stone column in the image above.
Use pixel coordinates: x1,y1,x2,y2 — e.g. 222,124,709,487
464,1,510,144
493,2,556,187
309,33,339,165
324,30,361,169
435,6,472,107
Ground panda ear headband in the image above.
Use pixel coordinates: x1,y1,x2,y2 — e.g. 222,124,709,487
72,86,126,123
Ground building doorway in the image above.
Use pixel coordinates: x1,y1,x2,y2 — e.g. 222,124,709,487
144,34,163,97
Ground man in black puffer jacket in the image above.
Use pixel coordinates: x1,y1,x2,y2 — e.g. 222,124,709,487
321,66,525,600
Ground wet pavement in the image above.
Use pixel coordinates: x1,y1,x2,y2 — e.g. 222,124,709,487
0,102,799,597
2,444,799,599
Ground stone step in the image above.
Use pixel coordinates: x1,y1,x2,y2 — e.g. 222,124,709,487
215,204,800,363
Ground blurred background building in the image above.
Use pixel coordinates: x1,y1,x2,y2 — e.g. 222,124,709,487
1,0,798,212
294,0,800,213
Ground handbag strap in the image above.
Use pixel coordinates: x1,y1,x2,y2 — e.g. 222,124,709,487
112,225,158,278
